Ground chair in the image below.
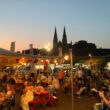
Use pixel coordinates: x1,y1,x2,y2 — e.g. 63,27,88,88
3,95,15,110
29,93,55,110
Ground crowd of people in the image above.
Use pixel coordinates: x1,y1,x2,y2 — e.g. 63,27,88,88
73,66,110,110
0,68,65,110
0,65,109,110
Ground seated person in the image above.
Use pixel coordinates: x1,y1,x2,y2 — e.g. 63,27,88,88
0,92,7,102
74,81,87,97
40,74,48,83
99,91,110,109
34,85,47,94
6,84,15,98
63,77,71,93
1,84,16,109
48,76,60,96
21,82,34,110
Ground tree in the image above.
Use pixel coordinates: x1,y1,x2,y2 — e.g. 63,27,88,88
73,40,97,49
87,43,97,49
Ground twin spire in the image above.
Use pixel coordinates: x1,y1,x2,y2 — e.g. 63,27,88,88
53,26,67,47
53,27,67,55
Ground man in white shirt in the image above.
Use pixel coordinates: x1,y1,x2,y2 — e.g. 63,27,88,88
48,76,60,95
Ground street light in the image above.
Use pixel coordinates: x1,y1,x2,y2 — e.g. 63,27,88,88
64,55,69,61
89,53,92,59
45,43,51,55
88,53,94,67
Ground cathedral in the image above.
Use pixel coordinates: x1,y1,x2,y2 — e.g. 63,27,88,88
53,27,72,56
22,27,110,60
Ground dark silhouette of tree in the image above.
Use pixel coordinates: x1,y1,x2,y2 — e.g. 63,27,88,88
73,40,97,49
73,40,88,48
70,41,72,45
87,43,97,49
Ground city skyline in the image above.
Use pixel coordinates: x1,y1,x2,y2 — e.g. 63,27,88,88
0,0,110,52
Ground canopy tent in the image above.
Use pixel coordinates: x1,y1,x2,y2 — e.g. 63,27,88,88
0,48,37,66
0,48,61,66
0,48,37,57
0,48,18,56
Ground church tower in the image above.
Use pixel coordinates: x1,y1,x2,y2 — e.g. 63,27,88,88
62,27,67,54
62,26,67,46
53,27,58,55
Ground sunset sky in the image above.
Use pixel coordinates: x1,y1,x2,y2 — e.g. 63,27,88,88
0,0,110,52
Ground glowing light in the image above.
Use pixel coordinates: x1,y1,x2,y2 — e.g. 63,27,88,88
64,55,69,61
54,60,57,64
41,59,44,63
45,43,51,51
89,53,92,57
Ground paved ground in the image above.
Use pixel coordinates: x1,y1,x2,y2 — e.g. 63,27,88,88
11,90,100,110
35,92,100,110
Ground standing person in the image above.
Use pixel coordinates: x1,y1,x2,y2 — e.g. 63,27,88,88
77,68,83,81
58,69,65,87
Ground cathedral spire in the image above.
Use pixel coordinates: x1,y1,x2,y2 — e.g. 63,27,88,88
53,27,58,55
62,26,67,45
54,27,58,41
53,27,58,48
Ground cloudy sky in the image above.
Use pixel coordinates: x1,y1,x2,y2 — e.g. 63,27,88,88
0,0,110,51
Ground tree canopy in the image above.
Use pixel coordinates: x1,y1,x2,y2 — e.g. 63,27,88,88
73,40,97,49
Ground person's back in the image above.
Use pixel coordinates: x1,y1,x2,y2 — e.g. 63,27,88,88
99,91,110,110
58,69,64,79
77,69,83,79
58,69,65,86
52,77,60,90
21,86,34,110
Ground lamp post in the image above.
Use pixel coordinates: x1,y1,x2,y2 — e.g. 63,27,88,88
38,53,41,74
69,49,74,110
